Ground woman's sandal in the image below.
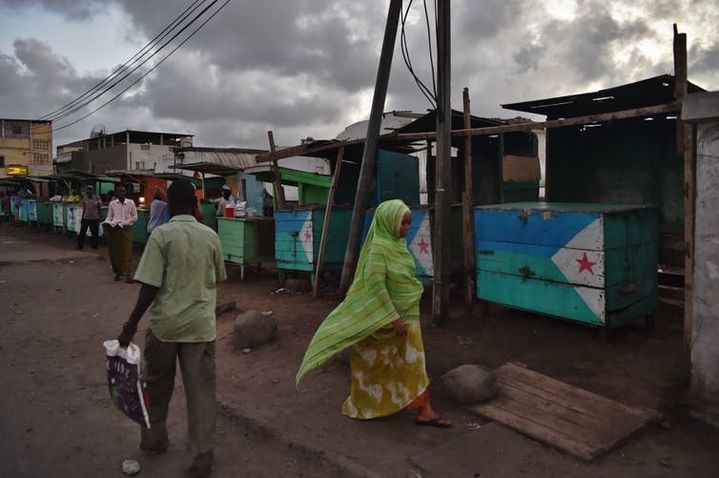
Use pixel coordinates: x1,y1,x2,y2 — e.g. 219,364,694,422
415,417,452,428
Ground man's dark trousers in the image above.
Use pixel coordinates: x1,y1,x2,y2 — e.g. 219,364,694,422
78,219,100,249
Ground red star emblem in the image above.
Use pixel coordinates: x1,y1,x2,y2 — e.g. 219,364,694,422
304,229,312,241
576,252,596,274
418,238,429,254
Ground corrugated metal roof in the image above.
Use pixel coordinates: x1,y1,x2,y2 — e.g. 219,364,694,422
502,74,705,119
175,149,262,170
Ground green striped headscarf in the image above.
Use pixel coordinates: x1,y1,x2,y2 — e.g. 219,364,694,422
296,199,424,384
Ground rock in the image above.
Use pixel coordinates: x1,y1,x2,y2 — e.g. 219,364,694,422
122,459,141,476
232,310,278,350
215,301,237,316
242,348,252,354
441,364,497,405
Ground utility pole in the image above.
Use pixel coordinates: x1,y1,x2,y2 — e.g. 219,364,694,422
340,0,403,293
432,0,451,326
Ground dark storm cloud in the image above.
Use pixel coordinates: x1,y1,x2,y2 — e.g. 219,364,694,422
0,38,94,115
118,0,386,92
1,0,717,149
454,0,523,42
0,0,110,20
513,44,544,73
691,44,719,76
536,3,652,82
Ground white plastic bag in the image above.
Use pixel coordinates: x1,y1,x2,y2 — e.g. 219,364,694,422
104,340,151,428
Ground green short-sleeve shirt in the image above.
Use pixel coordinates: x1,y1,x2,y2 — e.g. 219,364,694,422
134,215,227,342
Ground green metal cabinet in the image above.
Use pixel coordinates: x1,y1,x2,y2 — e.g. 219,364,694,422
65,204,82,234
52,203,65,231
475,202,658,329
217,217,275,279
200,203,218,231
36,202,51,226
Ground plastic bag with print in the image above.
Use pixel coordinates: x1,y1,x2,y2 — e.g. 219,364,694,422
104,340,151,428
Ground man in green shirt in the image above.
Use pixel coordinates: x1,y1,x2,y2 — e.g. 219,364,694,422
118,179,227,478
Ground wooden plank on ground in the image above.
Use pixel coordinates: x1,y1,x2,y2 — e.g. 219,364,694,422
468,362,659,462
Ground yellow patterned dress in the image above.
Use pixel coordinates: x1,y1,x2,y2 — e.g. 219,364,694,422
342,318,429,419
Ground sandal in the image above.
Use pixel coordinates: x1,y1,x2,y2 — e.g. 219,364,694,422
415,417,452,428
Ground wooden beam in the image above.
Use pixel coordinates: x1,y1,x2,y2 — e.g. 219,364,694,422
674,24,694,349
339,0,403,293
432,0,451,326
267,130,287,210
462,87,476,320
392,102,680,142
313,146,345,299
256,103,680,166
256,139,353,163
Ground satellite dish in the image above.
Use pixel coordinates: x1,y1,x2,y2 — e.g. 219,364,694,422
90,123,106,138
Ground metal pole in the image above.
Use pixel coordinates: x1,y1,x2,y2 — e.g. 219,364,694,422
339,0,403,293
432,0,451,326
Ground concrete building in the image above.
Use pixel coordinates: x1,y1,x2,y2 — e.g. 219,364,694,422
0,119,53,178
55,129,193,175
683,91,719,427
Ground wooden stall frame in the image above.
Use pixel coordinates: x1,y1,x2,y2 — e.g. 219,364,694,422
313,146,345,298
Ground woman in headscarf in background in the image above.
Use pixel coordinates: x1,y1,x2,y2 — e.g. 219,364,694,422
296,199,451,427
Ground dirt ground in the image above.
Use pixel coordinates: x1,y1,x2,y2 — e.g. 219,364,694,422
2,223,719,477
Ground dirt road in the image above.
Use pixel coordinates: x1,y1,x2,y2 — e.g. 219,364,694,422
0,227,337,477
2,223,719,478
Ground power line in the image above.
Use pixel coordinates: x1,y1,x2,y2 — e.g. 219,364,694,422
423,0,437,99
41,0,208,121
400,0,437,108
53,0,233,133
49,0,221,124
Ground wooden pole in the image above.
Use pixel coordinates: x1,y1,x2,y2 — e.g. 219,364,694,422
339,0,403,293
432,0,451,326
673,24,694,349
313,147,345,299
462,87,475,320
267,130,287,210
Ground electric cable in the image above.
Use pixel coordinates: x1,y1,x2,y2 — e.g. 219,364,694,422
41,0,208,121
49,0,220,124
53,0,233,132
400,0,437,108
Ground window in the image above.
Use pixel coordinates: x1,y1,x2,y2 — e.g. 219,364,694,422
32,152,50,163
33,140,49,151
4,121,28,138
0,156,5,167
140,144,151,151
135,161,145,170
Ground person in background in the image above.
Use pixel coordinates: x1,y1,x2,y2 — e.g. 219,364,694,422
214,185,234,217
147,190,168,235
104,185,138,283
78,185,102,250
262,189,274,217
117,179,227,478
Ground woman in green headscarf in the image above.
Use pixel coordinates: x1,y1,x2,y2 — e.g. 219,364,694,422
297,199,450,427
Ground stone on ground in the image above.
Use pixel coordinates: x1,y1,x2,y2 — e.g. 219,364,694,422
121,459,141,476
441,364,497,405
232,310,278,350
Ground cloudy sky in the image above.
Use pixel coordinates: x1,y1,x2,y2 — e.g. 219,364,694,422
1,0,717,151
